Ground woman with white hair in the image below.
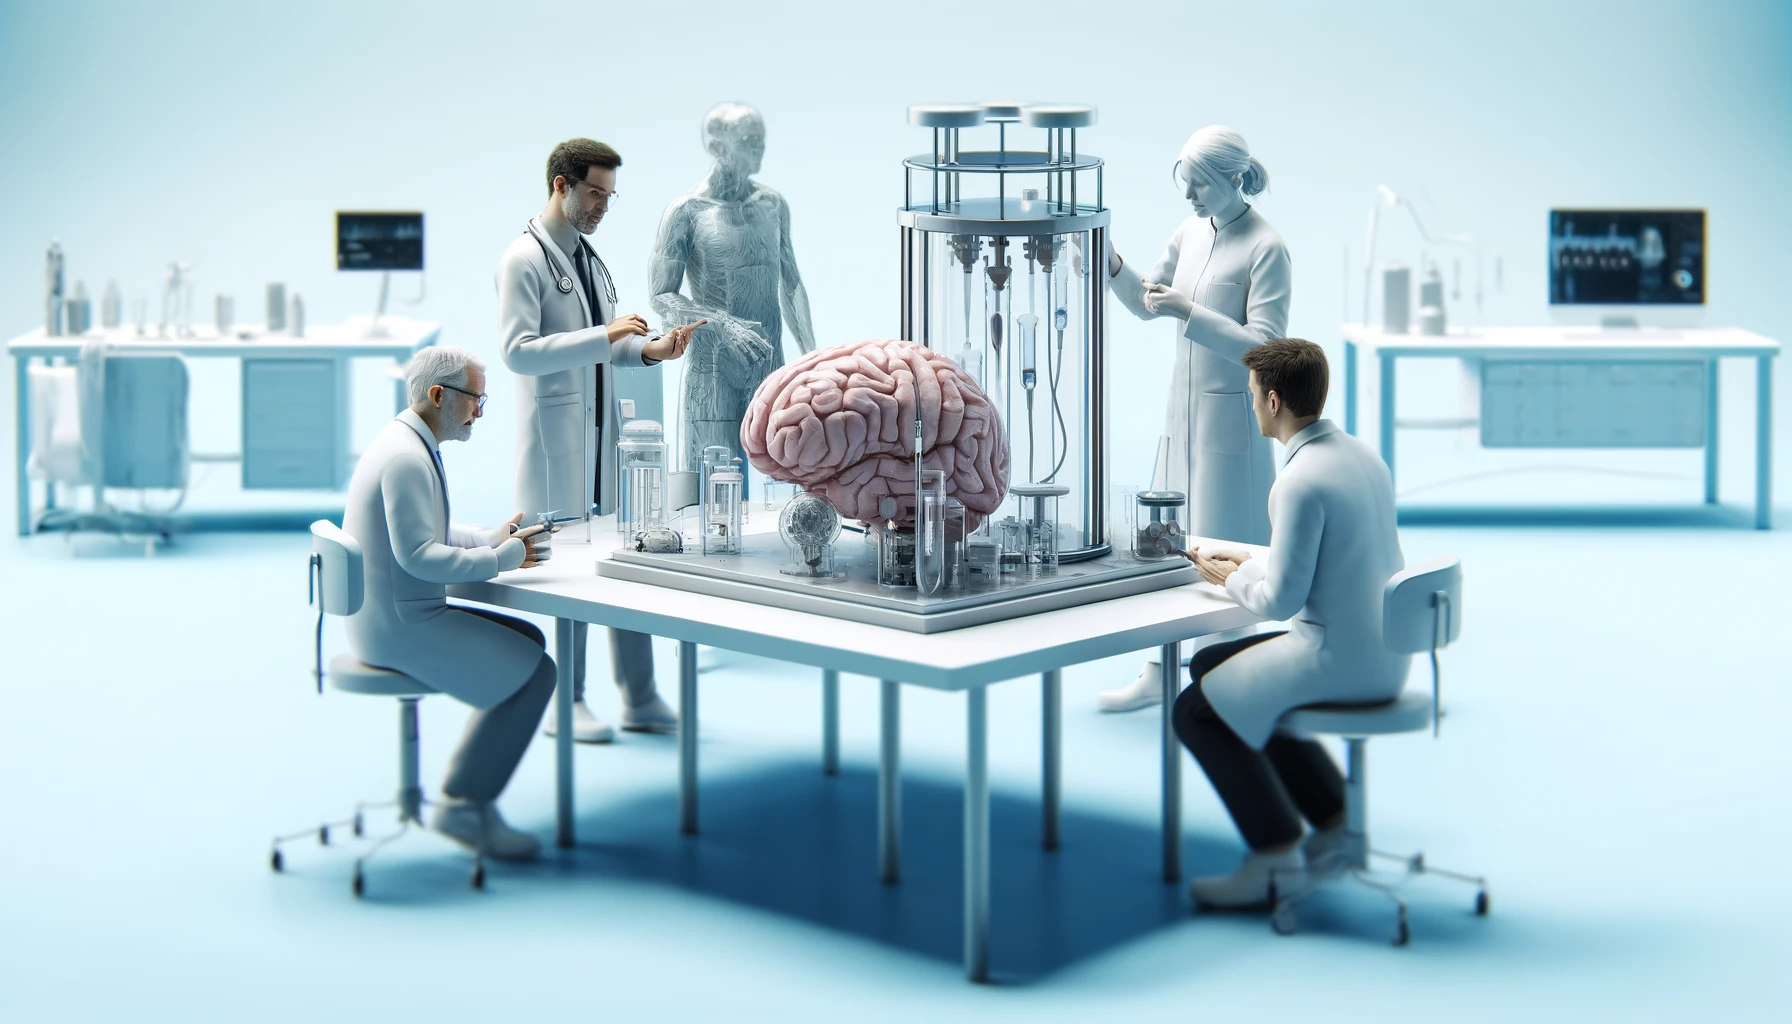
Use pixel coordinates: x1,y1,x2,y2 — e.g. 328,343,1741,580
1098,126,1293,713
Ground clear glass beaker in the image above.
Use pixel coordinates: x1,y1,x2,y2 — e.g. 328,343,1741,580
617,420,667,542
877,525,918,588
1133,490,1187,560
703,460,744,556
1011,482,1069,578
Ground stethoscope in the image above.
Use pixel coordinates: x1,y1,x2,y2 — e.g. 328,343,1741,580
526,220,617,307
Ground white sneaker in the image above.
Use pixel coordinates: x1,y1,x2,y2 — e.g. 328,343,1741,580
1098,660,1168,713
431,800,541,862
1302,825,1359,873
620,693,679,734
543,699,615,744
1189,846,1305,910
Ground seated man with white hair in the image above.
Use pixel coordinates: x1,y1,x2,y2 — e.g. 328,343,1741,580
341,346,557,861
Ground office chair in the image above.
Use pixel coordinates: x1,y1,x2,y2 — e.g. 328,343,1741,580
269,520,485,895
1267,556,1487,946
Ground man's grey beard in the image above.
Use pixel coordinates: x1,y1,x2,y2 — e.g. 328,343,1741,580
562,190,600,234
440,401,475,442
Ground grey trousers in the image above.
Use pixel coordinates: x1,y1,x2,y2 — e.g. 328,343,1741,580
569,622,657,707
441,608,558,803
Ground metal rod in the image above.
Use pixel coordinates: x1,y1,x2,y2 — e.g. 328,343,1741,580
822,669,839,776
964,685,990,983
1379,354,1397,487
1160,642,1181,882
398,697,422,824
1704,358,1719,504
1758,354,1774,530
1042,669,1061,851
879,678,901,882
1070,129,1077,212
679,640,699,835
554,618,575,847
932,127,940,213
1087,227,1108,552
15,356,31,535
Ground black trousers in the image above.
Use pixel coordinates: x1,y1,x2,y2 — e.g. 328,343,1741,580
1171,631,1347,852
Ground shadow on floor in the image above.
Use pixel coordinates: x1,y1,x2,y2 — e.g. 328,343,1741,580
1396,503,1764,529
556,760,1236,982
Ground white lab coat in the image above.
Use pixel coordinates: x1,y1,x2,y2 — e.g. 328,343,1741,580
497,218,652,519
1110,206,1291,544
1203,419,1411,748
342,410,541,709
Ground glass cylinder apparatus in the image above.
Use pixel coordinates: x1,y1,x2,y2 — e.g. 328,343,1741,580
779,491,843,579
1010,482,1069,577
703,459,744,556
617,420,668,541
877,525,918,589
902,102,1108,560
1133,490,1188,560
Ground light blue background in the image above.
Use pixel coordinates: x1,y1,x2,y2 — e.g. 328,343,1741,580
3,2,1790,1020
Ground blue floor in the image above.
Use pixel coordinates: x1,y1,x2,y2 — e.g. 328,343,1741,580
3,486,1790,1021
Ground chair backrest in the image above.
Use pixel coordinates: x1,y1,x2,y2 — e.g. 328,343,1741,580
1383,557,1462,655
310,520,364,617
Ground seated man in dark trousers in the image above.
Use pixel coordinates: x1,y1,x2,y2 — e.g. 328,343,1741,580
1175,338,1412,908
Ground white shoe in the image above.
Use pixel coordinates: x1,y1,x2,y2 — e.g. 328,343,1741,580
1189,846,1305,910
1302,825,1359,873
431,800,541,862
620,693,679,734
1099,660,1168,713
543,699,615,744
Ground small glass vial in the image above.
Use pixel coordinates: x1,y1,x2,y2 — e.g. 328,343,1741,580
617,420,668,542
1010,482,1069,578
703,458,744,555
1133,490,1188,560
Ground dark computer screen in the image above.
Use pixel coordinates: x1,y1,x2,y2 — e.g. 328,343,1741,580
336,212,424,271
1548,209,1703,305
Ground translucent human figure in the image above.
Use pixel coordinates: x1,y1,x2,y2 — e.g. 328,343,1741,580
650,103,817,477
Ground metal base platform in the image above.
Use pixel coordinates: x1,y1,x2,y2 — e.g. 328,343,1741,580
598,531,1193,633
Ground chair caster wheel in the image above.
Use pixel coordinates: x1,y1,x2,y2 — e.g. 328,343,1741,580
352,870,365,897
1271,903,1297,936
1475,890,1489,916
270,850,284,873
471,865,486,890
1393,908,1410,947
353,813,364,838
318,825,330,846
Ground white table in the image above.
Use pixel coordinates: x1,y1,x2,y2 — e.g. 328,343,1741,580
1340,325,1779,528
9,318,439,535
448,527,1264,982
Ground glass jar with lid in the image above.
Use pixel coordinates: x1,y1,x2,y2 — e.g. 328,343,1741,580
1132,490,1187,560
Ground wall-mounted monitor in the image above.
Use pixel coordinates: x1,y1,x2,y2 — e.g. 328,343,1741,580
1549,209,1704,306
336,211,424,272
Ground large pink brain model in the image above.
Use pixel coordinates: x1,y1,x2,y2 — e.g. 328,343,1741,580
742,339,1010,526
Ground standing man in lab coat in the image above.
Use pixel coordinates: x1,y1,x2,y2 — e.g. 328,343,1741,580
496,137,701,743
1172,338,1410,909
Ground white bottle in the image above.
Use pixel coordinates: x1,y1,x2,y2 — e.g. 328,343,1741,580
289,293,306,338
101,280,122,329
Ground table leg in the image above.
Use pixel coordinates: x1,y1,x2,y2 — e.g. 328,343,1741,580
680,640,699,834
16,355,31,536
964,685,990,984
1344,340,1358,436
554,618,575,848
1160,642,1181,883
1042,668,1061,851
1758,355,1774,530
1705,358,1720,505
821,669,840,776
879,678,901,883
1379,353,1397,487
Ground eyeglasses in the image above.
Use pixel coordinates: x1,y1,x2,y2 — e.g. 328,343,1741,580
438,382,487,411
569,180,618,207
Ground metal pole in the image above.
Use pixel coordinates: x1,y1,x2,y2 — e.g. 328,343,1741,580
398,697,422,824
1705,358,1719,504
679,640,699,834
15,355,31,536
1344,340,1359,435
1042,669,1061,851
1758,354,1774,530
1379,353,1397,488
879,678,901,882
964,684,990,983
821,669,839,776
554,618,575,847
1160,642,1181,882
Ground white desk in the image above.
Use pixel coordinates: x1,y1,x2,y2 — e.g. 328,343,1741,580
448,526,1264,982
8,318,439,535
1340,325,1779,528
